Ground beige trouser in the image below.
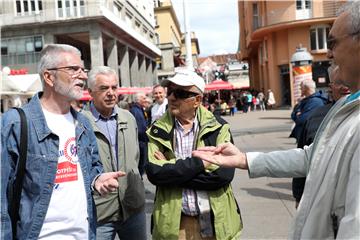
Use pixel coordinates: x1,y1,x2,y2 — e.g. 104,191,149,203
178,214,216,240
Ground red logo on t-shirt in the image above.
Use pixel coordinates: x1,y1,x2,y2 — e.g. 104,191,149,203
55,161,78,183
64,137,78,163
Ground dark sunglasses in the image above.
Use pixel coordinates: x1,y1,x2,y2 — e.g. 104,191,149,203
167,88,199,99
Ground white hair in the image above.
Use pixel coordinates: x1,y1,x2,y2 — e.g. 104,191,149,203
134,92,146,103
301,79,316,92
38,44,81,85
87,66,118,90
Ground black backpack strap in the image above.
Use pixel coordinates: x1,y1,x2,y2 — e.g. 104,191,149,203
9,107,28,240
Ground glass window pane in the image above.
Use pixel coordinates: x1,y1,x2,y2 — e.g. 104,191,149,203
34,36,43,51
39,1,43,10
310,29,317,50
1,42,8,55
17,38,26,53
16,1,21,13
26,40,34,52
318,28,324,49
24,1,29,12
58,0,62,8
305,0,311,9
31,1,35,11
8,41,17,54
296,0,302,10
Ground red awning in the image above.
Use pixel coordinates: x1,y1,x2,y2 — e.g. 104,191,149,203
205,79,233,91
79,87,153,101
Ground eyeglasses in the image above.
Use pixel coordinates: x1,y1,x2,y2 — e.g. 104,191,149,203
47,65,89,76
167,88,199,99
327,31,359,51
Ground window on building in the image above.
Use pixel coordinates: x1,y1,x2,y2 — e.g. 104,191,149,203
113,1,123,18
252,3,260,30
1,36,43,55
310,25,330,51
16,0,43,16
125,12,133,26
296,0,311,10
57,0,85,18
1,41,8,55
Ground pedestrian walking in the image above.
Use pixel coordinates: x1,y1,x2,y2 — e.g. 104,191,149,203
83,66,146,240
267,89,276,109
257,90,266,111
193,2,360,238
1,44,125,240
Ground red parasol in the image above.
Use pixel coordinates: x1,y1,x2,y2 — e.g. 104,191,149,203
205,79,234,91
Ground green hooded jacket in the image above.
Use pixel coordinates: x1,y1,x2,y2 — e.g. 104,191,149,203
146,106,242,240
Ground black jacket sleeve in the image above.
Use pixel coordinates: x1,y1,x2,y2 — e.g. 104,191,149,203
180,166,235,190
145,156,205,187
146,156,235,190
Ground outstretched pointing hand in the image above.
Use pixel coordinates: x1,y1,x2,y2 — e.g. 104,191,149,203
192,143,248,169
95,171,126,196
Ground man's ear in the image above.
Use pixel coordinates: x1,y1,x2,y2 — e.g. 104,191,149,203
88,88,94,97
194,95,203,108
43,71,54,87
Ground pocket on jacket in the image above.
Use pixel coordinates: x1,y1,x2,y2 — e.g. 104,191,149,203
24,153,57,195
122,170,145,210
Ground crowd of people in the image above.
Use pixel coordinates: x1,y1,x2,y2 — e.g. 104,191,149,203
1,1,359,239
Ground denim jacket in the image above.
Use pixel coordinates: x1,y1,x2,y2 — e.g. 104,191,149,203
1,93,103,240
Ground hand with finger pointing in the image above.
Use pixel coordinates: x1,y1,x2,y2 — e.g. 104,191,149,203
94,171,126,196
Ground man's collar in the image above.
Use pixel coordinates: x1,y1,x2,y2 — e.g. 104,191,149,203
90,102,117,121
174,113,198,131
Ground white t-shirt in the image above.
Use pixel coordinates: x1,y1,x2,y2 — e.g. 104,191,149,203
151,98,168,123
38,109,89,240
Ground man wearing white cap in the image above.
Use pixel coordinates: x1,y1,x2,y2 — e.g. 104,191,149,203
145,68,242,239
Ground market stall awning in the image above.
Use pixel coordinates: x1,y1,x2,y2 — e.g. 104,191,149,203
229,79,250,89
205,79,233,91
79,87,153,101
1,74,42,95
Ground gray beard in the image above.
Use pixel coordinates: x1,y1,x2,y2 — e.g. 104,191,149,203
54,80,82,100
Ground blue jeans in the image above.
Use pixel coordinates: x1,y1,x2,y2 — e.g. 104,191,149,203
96,211,146,240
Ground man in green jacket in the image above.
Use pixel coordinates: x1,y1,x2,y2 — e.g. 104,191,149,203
82,66,146,240
146,67,242,240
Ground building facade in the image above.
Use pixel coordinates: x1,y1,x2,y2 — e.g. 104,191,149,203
154,0,199,80
1,0,161,87
238,0,346,106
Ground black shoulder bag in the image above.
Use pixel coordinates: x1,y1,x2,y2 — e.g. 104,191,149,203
9,108,28,240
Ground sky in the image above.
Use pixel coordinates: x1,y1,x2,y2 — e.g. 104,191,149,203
171,0,239,57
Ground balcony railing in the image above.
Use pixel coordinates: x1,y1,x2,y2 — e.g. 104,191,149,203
264,1,341,27
0,2,101,26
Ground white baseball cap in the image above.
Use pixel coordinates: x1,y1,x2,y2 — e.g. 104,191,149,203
161,67,205,93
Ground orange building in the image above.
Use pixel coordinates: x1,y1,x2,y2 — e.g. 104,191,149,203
238,0,346,106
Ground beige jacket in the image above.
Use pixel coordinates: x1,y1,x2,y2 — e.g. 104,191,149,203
247,96,359,239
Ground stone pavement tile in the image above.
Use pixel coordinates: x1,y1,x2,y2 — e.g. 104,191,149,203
240,215,291,239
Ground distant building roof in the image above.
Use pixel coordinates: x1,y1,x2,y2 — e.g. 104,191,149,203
198,53,241,65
